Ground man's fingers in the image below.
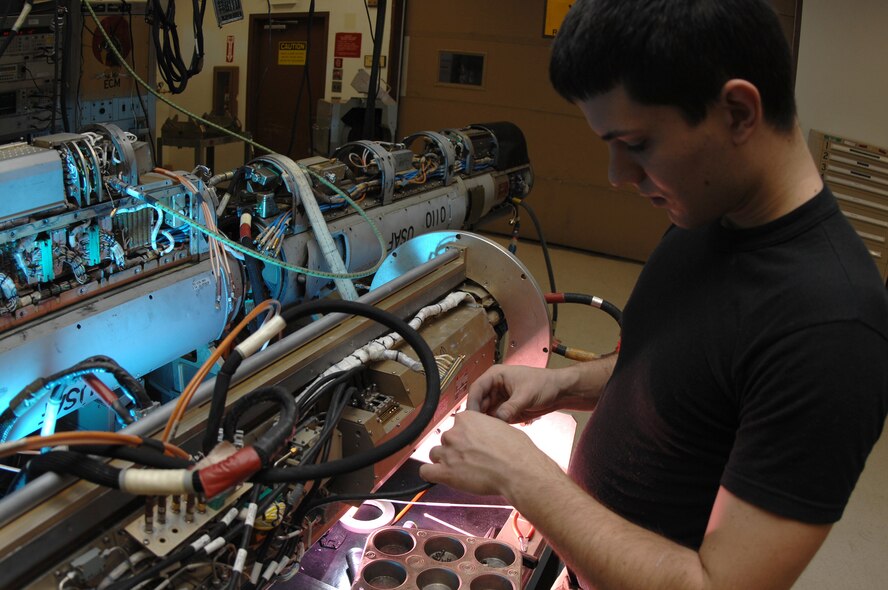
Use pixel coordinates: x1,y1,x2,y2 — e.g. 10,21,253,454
495,401,518,422
419,462,446,484
466,376,492,412
428,445,444,463
467,366,506,413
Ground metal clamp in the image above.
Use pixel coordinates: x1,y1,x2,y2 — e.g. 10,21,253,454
443,128,476,174
335,140,397,204
403,130,458,186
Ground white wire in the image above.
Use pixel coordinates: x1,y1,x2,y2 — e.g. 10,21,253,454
316,291,475,380
150,207,164,253
386,499,514,509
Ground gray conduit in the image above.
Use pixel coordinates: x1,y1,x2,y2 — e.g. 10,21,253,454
291,164,359,300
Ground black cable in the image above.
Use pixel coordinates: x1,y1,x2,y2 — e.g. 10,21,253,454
250,378,352,574
227,484,262,590
285,0,315,156
299,380,351,467
247,503,286,587
220,385,296,463
0,356,151,442
147,0,206,94
109,536,200,590
517,199,558,326
305,4,314,157
50,0,61,131
73,444,193,469
241,381,354,586
247,404,351,590
124,0,155,163
251,0,273,141
363,0,375,44
362,0,386,140
75,13,84,129
107,483,288,590
202,351,243,455
218,485,290,588
240,231,270,306
252,403,347,587
307,481,435,510
24,440,194,485
250,298,440,484
59,0,69,131
559,292,623,327
79,355,152,407
250,377,351,563
296,366,364,418
25,450,122,488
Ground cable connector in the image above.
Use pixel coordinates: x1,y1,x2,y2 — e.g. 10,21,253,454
132,401,160,421
234,315,286,358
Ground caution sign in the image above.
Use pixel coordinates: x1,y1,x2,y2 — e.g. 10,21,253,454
543,0,574,37
278,41,307,66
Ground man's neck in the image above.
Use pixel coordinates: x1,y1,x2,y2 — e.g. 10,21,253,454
723,125,824,229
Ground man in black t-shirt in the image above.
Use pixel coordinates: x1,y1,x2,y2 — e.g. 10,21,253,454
419,1,888,589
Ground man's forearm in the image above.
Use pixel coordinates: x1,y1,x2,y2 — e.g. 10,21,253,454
507,464,707,590
552,354,618,412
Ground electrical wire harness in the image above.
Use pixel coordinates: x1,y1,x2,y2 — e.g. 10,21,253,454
1,295,462,589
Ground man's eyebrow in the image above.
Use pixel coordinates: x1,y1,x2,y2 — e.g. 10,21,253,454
600,129,635,142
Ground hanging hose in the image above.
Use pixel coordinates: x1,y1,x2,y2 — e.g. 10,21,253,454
512,198,558,327
239,212,271,305
545,292,622,326
545,292,623,360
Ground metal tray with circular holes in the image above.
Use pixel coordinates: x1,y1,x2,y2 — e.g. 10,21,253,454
351,526,523,590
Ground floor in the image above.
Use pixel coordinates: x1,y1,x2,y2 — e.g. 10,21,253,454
483,233,888,589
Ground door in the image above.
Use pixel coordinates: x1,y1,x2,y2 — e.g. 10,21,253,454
246,13,328,159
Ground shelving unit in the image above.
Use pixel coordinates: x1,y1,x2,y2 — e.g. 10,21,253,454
809,129,888,283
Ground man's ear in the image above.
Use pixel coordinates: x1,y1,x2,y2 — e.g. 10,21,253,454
719,79,762,145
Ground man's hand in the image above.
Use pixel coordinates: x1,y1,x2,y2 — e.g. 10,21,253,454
467,365,569,423
467,357,616,423
419,410,563,496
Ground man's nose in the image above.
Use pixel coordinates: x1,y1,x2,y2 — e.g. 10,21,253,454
608,146,645,189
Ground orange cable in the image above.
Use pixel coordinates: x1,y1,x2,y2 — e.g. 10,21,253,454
161,299,277,442
393,489,428,523
1,431,190,460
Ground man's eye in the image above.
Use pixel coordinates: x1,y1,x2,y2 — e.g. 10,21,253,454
626,141,647,153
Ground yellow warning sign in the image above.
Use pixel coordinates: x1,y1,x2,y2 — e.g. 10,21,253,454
544,0,574,37
278,41,307,66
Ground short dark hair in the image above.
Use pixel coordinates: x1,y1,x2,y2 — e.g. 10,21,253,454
550,0,797,130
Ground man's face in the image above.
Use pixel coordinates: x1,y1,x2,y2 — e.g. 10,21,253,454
577,85,744,229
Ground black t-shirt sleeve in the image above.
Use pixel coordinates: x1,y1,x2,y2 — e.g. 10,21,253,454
722,320,888,524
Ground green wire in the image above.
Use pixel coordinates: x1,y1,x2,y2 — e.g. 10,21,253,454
83,1,389,280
